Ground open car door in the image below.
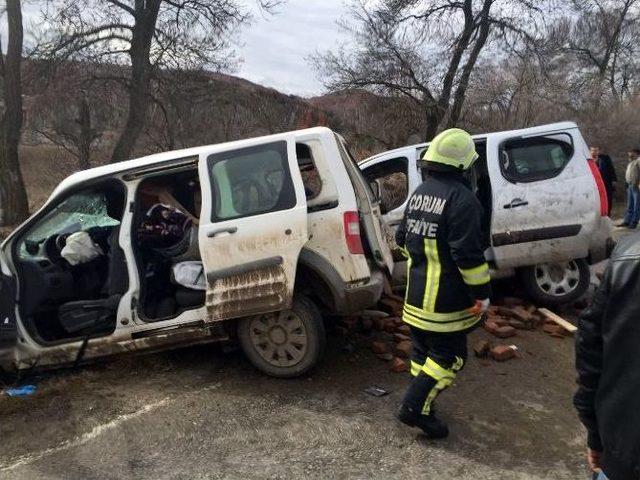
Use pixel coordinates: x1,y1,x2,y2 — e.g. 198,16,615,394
0,248,18,351
198,138,308,322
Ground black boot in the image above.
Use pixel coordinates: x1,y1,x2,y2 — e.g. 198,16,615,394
397,404,449,439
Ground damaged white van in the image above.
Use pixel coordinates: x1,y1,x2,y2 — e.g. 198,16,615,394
0,127,393,377
361,122,613,305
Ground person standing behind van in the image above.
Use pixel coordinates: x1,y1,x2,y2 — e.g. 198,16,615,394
619,148,640,229
590,146,617,216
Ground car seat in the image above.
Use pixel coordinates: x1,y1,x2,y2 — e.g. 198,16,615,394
58,227,128,335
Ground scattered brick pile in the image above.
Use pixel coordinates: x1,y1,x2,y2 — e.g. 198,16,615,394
354,294,578,372
362,293,413,373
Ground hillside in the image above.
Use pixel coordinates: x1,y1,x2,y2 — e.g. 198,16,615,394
20,60,409,167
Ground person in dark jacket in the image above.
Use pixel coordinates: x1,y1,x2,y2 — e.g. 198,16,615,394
395,128,491,439
590,146,617,216
574,233,640,480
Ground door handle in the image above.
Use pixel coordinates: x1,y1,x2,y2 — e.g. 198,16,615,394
503,198,529,209
207,226,238,238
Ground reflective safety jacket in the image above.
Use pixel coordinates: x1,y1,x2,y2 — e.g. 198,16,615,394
396,168,491,333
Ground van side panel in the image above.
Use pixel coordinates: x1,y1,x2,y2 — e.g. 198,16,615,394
487,126,597,269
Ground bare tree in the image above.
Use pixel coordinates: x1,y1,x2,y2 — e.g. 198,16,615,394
36,0,281,162
0,0,30,226
314,0,547,140
562,0,640,99
35,93,104,169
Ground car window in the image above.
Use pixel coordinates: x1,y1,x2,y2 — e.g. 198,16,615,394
208,141,296,221
19,191,120,258
362,157,409,213
296,143,323,200
500,134,573,183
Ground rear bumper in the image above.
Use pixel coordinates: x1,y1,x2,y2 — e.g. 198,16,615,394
588,217,614,264
339,270,385,314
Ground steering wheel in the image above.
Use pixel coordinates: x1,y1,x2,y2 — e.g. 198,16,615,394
44,233,71,261
55,233,71,252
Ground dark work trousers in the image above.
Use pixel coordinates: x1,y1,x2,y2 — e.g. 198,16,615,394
401,326,468,416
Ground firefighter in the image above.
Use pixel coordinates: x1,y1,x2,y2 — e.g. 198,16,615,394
395,128,491,439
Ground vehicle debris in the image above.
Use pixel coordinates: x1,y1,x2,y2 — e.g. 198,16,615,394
3,384,37,397
364,385,389,397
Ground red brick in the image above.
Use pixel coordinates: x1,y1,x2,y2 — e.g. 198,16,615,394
485,321,517,338
473,340,492,358
496,326,516,338
501,297,525,308
393,333,411,343
361,317,373,331
371,341,389,355
395,340,412,358
484,320,498,332
376,352,394,361
543,323,568,337
508,319,533,330
512,306,535,322
397,325,411,336
379,297,403,315
372,317,385,331
490,345,517,361
383,319,397,333
390,357,408,373
488,316,510,327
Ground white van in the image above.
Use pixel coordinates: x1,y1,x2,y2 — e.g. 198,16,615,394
360,122,613,305
0,127,393,377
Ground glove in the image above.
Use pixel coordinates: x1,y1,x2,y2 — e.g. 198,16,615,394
470,298,490,316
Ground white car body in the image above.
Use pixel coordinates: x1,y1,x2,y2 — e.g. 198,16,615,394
360,122,613,298
0,127,392,375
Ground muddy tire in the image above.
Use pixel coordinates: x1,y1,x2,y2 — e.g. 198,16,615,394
519,259,590,306
237,296,326,378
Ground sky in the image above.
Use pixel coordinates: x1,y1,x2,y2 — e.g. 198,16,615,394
1,0,350,98
239,0,350,96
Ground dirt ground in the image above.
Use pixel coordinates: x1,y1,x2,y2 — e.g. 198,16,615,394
0,303,592,480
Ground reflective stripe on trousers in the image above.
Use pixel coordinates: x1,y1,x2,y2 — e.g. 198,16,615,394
410,356,464,415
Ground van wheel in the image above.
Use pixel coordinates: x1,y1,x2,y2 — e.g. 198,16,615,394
237,296,326,378
519,259,590,306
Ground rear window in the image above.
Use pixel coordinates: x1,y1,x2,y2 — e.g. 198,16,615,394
500,134,573,183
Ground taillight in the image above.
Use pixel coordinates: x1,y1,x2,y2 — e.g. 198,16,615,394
587,159,608,216
343,211,364,254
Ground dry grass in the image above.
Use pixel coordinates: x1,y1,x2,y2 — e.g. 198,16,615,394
19,145,80,211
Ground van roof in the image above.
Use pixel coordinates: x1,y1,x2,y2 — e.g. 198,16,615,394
362,121,579,163
51,127,336,197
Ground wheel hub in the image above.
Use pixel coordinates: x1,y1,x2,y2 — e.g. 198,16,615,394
248,310,308,368
534,261,581,297
268,325,287,345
